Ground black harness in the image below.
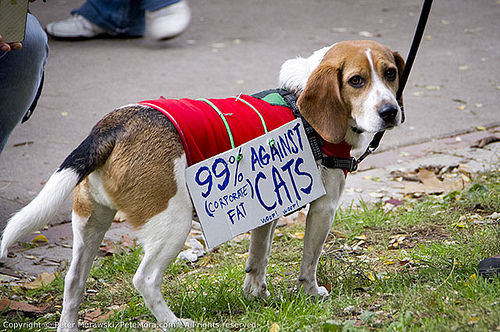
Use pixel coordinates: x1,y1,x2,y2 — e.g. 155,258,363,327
279,90,360,173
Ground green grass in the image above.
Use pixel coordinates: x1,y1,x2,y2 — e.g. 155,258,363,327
1,166,499,331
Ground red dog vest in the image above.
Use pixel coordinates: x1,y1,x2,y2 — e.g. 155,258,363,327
139,92,351,175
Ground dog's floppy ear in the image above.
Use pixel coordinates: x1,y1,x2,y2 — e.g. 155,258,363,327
297,62,348,144
393,51,406,123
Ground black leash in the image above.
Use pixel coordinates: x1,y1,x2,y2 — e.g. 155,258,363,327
397,0,434,102
339,0,434,172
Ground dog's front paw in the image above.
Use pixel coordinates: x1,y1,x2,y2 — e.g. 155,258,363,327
312,285,329,298
243,274,270,299
299,278,330,298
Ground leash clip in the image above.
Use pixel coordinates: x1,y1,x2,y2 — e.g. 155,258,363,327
348,157,359,173
345,130,385,172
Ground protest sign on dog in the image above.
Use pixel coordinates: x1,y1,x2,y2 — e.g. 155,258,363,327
186,119,325,248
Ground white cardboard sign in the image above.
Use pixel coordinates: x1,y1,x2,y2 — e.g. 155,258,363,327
185,119,326,248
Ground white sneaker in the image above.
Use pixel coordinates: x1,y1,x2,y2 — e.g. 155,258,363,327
46,15,107,39
146,0,191,41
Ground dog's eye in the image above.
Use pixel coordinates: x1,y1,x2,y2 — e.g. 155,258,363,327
385,68,397,81
348,75,364,88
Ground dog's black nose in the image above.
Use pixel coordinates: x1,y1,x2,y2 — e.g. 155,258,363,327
378,104,398,122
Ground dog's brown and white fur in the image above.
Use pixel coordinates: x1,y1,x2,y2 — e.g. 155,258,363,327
0,40,404,331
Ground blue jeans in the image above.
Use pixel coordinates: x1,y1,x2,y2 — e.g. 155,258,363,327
0,14,49,154
73,0,181,37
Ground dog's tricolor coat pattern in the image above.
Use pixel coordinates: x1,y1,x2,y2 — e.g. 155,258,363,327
0,40,404,331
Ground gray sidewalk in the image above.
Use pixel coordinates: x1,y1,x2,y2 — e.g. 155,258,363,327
1,0,499,278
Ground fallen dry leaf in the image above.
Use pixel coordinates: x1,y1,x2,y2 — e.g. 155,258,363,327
33,257,60,267
399,258,412,267
0,274,19,283
297,210,307,223
32,234,48,243
403,168,463,195
22,272,55,289
84,308,102,322
99,241,115,256
471,136,500,148
332,27,347,33
487,212,500,220
388,234,407,250
278,211,306,226
359,31,374,38
290,232,304,240
120,234,135,251
98,234,135,256
276,217,288,227
270,322,281,332
0,298,47,314
420,169,451,191
331,229,346,239
452,221,468,229
98,309,116,321
385,199,404,206
83,307,116,322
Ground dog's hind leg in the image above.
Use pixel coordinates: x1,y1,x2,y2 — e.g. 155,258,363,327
132,159,194,328
58,181,116,332
243,219,278,298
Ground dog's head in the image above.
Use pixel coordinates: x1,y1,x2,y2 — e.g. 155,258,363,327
280,40,405,144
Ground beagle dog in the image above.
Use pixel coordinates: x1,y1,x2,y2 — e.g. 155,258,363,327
0,40,404,330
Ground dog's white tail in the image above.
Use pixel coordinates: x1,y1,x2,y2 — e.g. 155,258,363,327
0,168,79,262
1,111,120,263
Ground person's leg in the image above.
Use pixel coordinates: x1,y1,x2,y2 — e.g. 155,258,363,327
46,0,190,40
73,0,146,37
0,14,48,154
144,0,191,40
143,0,180,12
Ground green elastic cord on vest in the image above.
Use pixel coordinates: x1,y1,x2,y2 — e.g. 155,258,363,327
233,95,268,134
197,98,235,149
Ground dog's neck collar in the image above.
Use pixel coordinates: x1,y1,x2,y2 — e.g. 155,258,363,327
277,89,386,173
274,89,359,174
